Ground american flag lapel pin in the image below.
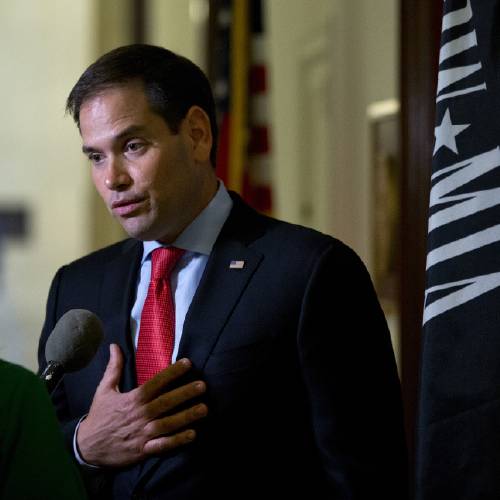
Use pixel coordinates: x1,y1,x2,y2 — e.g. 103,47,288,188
229,260,245,269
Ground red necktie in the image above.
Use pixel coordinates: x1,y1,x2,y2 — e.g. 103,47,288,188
135,247,185,385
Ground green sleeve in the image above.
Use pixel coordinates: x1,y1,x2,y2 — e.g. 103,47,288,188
0,360,87,500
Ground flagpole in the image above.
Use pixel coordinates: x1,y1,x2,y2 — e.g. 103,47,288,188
400,1,442,496
228,0,249,193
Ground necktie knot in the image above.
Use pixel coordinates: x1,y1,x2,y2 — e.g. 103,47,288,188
151,247,185,280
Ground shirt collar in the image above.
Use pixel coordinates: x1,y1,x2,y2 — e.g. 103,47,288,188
142,180,233,263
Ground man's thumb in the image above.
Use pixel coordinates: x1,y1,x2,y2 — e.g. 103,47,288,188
98,343,123,391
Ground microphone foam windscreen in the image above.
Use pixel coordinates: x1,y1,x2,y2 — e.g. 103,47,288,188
45,309,104,372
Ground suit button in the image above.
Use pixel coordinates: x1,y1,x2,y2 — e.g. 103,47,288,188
131,492,146,500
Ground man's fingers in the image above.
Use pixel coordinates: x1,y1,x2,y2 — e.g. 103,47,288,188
98,344,124,391
145,403,208,438
136,358,193,401
145,381,206,418
143,429,197,456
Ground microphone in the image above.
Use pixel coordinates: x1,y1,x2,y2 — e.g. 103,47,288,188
40,309,104,394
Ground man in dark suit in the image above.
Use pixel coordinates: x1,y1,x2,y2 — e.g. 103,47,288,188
38,44,408,499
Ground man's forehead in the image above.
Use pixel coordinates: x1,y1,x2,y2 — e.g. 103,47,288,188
79,87,151,133
78,82,177,143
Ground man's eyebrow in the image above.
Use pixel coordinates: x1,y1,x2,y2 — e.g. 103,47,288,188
81,125,147,155
82,145,98,155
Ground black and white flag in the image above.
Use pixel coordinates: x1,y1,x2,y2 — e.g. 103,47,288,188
417,1,500,498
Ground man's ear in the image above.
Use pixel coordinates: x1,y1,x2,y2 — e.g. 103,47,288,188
185,106,212,163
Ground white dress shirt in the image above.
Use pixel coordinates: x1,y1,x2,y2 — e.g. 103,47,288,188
131,181,233,360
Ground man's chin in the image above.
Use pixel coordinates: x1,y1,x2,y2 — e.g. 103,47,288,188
119,221,171,243
118,220,153,241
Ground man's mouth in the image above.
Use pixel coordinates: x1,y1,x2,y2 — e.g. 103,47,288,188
111,197,147,217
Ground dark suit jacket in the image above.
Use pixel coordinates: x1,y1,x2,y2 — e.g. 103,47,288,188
38,194,408,499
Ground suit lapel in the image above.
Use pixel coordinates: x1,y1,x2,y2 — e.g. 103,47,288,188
178,194,265,370
178,240,262,369
98,239,142,392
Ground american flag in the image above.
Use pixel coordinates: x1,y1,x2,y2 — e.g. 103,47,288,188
211,0,272,214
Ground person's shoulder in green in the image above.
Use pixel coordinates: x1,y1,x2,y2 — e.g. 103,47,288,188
0,359,87,500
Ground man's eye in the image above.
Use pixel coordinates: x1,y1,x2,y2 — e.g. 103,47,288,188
126,141,144,153
88,153,103,163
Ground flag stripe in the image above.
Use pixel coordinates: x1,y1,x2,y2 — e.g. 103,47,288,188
228,0,249,193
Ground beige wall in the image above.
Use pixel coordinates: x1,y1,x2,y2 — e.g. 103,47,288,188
267,0,400,367
0,0,135,369
146,0,208,71
268,0,398,270
0,0,98,368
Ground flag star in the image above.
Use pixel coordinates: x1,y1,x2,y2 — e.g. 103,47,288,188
433,108,470,156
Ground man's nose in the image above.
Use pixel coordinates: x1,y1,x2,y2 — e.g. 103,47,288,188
104,157,132,190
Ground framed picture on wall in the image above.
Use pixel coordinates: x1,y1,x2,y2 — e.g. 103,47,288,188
368,99,400,327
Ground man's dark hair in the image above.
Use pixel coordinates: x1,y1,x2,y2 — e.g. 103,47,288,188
66,44,218,166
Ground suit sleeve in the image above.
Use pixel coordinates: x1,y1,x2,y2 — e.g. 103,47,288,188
37,266,81,449
298,243,408,499
38,267,114,498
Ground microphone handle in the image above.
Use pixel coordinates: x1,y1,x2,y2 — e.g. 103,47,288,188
39,361,64,394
